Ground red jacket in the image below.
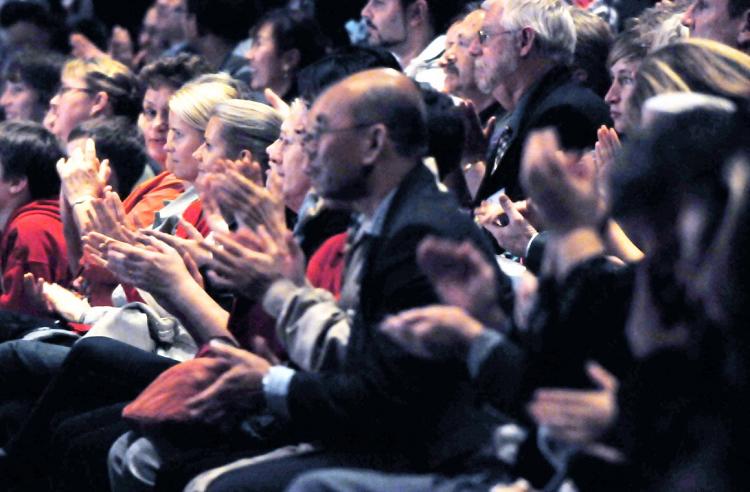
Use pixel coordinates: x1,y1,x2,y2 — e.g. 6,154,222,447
0,199,72,316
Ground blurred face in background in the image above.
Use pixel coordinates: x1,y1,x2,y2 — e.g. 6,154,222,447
138,85,174,167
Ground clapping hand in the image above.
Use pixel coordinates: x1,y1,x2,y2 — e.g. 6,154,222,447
57,138,110,204
417,236,506,326
381,305,485,360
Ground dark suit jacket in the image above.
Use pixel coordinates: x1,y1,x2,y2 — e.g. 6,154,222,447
286,164,514,469
475,66,611,204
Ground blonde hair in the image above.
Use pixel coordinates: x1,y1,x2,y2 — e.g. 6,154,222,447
212,99,282,168
499,0,576,65
62,56,140,120
626,39,750,128
168,73,242,132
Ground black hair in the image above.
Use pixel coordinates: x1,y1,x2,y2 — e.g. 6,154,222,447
252,8,330,74
0,120,63,199
402,0,466,34
2,49,65,110
0,1,68,53
420,84,464,179
297,45,402,103
186,0,259,43
137,54,213,92
571,7,614,98
68,117,148,197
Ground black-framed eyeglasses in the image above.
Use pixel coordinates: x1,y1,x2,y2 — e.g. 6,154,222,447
302,121,380,153
477,29,516,45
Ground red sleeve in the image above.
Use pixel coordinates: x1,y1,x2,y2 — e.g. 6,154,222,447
0,224,71,316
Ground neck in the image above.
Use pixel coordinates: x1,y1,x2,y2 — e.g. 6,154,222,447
463,88,496,114
394,26,435,69
354,157,416,218
197,35,233,70
0,195,30,231
493,60,555,112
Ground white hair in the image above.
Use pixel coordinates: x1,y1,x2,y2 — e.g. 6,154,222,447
500,0,577,65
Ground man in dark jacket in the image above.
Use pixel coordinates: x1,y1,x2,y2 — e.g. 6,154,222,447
469,0,611,203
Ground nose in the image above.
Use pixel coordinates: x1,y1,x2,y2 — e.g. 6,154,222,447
361,0,372,20
192,142,205,163
153,111,168,131
0,89,11,107
469,36,481,57
604,81,619,105
681,3,695,29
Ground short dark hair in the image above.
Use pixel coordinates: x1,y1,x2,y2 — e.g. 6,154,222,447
187,0,259,43
68,117,148,197
253,9,329,73
0,120,63,200
137,54,213,92
402,0,465,34
2,49,65,109
0,1,55,30
571,7,614,98
420,85,464,179
728,0,750,17
298,46,402,103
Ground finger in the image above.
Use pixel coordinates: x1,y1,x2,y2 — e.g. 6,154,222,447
483,115,497,141
84,138,97,164
178,217,204,240
587,360,618,392
264,88,290,117
98,159,111,185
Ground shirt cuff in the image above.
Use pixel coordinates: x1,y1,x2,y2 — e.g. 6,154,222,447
262,365,296,419
262,278,301,319
466,328,505,379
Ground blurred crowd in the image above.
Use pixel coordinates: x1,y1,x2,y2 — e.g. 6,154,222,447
0,0,747,490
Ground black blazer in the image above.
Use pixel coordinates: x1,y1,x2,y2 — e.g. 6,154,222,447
286,164,514,468
475,67,612,204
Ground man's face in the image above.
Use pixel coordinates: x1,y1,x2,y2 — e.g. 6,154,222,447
304,88,370,201
361,0,408,50
470,0,520,95
154,0,187,44
682,0,745,48
441,11,485,96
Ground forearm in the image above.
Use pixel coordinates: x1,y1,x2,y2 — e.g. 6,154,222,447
155,279,232,345
547,227,606,282
61,195,85,273
604,220,644,263
263,278,350,372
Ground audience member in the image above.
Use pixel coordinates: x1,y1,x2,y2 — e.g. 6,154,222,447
0,49,64,122
360,0,464,89
682,0,750,51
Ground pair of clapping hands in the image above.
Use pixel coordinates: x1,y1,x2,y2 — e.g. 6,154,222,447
474,126,622,256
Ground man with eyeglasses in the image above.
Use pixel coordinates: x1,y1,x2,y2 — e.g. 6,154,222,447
360,0,464,90
140,68,513,492
469,0,610,204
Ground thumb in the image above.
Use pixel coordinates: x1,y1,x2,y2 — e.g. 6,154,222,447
98,158,111,185
498,193,524,222
483,115,496,140
586,360,617,392
264,88,290,116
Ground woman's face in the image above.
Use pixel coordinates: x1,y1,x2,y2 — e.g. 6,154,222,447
193,116,231,180
246,23,286,93
0,80,41,121
278,102,311,212
604,58,640,134
164,110,203,182
46,74,97,143
139,85,174,167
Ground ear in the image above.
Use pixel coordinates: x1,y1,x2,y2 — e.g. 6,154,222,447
360,123,387,166
406,0,429,28
239,149,253,161
737,8,750,47
518,27,536,58
90,91,110,117
7,175,28,196
281,49,301,75
571,67,589,84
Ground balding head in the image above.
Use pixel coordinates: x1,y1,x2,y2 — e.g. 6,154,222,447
305,69,428,204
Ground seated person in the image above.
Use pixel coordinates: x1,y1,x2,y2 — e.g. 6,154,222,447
0,121,70,319
0,49,64,122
